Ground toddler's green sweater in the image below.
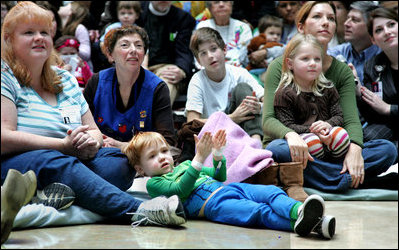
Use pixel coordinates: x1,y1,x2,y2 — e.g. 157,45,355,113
146,157,227,202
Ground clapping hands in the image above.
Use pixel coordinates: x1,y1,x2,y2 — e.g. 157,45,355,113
193,129,227,163
212,129,226,161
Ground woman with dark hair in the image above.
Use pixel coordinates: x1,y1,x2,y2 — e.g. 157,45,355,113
358,7,398,147
58,2,92,68
262,1,397,192
36,1,63,41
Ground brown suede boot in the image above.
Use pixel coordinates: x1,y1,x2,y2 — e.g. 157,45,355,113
243,163,279,186
1,169,37,245
279,162,308,202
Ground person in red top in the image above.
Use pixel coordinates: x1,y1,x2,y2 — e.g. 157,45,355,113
55,35,93,90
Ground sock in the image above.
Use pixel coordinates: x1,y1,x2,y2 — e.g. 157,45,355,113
289,202,302,229
290,202,302,220
301,133,324,159
328,126,350,158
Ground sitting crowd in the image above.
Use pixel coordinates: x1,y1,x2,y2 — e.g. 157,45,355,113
1,0,398,245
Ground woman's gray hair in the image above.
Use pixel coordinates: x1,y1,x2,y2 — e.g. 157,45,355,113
350,1,379,24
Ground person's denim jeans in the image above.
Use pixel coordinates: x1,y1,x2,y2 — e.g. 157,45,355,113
266,139,398,192
204,183,298,231
1,148,141,222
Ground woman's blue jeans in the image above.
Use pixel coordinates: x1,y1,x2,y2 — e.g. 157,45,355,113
1,148,141,222
266,139,398,192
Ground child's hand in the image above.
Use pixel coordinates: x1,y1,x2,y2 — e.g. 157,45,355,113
318,132,332,145
212,129,226,161
77,56,85,68
309,121,332,134
193,132,213,163
212,129,226,151
63,64,72,72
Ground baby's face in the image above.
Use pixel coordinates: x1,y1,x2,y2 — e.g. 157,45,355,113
264,26,282,43
137,140,174,177
59,46,78,56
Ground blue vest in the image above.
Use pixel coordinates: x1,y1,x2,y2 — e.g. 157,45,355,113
93,67,162,142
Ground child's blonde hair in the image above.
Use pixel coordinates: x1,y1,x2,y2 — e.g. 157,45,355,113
277,33,333,96
122,132,170,169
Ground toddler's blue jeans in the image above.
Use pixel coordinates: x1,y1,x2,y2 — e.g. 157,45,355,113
186,182,299,231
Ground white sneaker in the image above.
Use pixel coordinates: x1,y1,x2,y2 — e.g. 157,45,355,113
130,195,187,227
313,215,336,239
294,194,325,237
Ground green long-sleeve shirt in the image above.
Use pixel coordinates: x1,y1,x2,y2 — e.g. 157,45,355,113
262,56,363,148
146,157,227,202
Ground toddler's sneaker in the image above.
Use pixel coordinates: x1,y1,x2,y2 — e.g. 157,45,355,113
294,194,325,237
31,183,75,210
130,195,187,227
313,215,336,239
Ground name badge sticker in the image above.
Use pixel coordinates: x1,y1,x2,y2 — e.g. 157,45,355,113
59,106,81,125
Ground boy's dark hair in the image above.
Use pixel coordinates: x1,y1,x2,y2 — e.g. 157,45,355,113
190,27,225,58
258,15,283,34
117,1,142,15
367,7,398,36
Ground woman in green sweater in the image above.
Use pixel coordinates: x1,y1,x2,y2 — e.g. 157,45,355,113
262,1,397,192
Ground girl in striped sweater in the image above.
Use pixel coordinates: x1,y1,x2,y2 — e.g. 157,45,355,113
273,33,350,160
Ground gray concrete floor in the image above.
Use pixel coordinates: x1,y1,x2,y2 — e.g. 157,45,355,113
2,200,398,249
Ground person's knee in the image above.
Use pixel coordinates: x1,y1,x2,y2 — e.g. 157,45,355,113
242,114,263,137
235,82,253,93
266,184,285,194
266,139,291,162
166,82,178,104
266,139,288,150
301,133,324,158
327,127,349,150
231,82,253,102
29,150,74,167
96,147,125,158
377,139,398,163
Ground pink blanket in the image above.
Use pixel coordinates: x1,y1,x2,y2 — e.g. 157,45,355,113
198,112,274,184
